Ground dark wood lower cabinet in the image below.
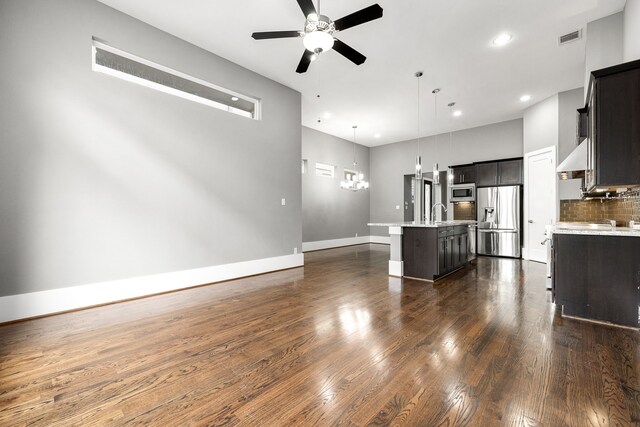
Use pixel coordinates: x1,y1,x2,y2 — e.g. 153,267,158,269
553,233,640,327
404,226,470,281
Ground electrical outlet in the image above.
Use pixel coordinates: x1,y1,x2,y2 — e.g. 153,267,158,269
356,233,358,237
281,198,286,206
294,247,298,254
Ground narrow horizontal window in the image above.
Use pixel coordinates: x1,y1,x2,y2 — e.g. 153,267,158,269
315,162,335,178
91,38,261,119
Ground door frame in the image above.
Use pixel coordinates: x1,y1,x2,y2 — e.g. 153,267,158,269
523,145,557,261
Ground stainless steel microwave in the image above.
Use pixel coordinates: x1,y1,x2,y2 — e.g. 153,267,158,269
450,184,476,202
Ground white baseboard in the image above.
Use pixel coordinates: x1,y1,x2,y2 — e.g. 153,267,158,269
369,235,391,245
0,253,304,323
302,236,390,252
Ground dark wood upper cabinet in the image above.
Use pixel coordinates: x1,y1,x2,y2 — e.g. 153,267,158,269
475,162,498,187
451,158,523,187
596,65,640,188
585,59,640,191
497,159,523,186
451,165,476,184
577,107,588,143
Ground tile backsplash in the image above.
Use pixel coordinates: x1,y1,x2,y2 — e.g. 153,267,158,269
453,202,476,221
559,192,640,226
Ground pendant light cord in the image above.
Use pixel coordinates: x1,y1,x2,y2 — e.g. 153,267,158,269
417,74,421,157
352,125,358,167
434,90,438,162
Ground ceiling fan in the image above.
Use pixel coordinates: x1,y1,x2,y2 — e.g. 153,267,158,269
251,0,383,73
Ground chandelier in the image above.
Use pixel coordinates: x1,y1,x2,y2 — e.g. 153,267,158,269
340,125,369,191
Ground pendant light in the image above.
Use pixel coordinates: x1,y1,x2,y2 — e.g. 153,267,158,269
415,71,423,179
432,88,441,185
340,125,369,191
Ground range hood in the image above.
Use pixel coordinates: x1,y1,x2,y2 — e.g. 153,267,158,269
557,140,587,180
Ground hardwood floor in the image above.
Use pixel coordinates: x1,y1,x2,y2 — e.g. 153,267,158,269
1,244,639,426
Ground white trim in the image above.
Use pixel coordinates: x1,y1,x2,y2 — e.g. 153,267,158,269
303,236,369,252
523,145,558,261
369,236,391,245
389,260,404,277
302,236,390,252
0,253,303,323
388,226,403,235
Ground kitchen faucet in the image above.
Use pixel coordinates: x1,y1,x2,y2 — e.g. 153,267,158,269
431,203,448,222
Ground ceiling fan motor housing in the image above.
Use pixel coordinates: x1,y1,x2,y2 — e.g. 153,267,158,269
303,15,335,53
305,14,335,34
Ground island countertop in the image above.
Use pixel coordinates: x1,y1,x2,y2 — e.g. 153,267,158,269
551,225,640,237
368,220,477,228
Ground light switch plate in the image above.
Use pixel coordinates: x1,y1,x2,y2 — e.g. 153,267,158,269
396,205,400,210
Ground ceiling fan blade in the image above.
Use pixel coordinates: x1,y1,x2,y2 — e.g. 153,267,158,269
252,31,302,40
296,50,315,73
334,4,383,31
332,39,366,65
297,0,317,17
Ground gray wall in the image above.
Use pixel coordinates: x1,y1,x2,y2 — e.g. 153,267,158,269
584,12,624,100
523,94,559,154
0,0,302,297
302,127,370,242
369,119,523,236
557,88,585,200
625,0,640,61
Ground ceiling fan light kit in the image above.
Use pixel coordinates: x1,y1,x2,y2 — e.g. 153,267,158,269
251,0,383,73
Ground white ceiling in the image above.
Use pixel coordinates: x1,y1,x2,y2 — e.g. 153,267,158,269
97,0,625,147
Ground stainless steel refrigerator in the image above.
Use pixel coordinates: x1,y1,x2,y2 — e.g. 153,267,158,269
476,186,521,258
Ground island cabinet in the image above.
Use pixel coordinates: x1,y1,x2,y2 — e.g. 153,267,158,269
403,226,469,281
553,233,640,327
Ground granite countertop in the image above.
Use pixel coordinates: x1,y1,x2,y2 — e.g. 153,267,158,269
368,220,477,228
552,225,640,237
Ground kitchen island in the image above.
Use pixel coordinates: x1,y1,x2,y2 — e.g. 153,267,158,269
552,224,640,328
368,221,477,281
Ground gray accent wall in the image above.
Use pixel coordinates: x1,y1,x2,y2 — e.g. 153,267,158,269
0,0,302,297
302,127,370,243
369,119,523,236
625,0,640,62
558,88,585,200
584,12,624,101
523,94,559,154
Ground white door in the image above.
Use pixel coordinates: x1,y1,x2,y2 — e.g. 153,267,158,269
423,181,432,221
524,146,557,263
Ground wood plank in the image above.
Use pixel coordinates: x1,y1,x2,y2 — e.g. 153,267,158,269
1,245,639,425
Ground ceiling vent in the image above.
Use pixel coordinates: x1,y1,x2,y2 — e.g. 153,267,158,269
559,30,582,46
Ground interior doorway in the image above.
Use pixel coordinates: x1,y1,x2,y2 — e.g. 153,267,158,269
523,146,557,262
423,180,432,221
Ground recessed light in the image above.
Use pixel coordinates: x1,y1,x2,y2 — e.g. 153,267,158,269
231,96,239,101
323,112,331,119
453,110,462,117
520,94,532,102
374,133,381,138
492,33,513,46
